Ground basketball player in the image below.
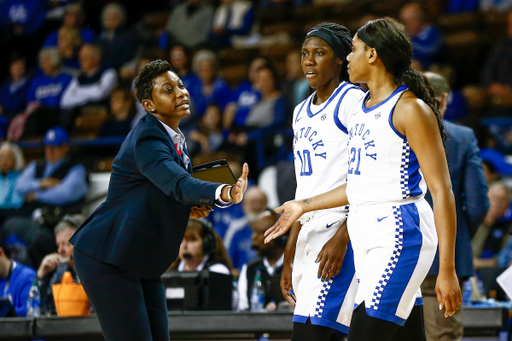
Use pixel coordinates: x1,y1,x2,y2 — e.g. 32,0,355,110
283,23,364,341
265,18,461,341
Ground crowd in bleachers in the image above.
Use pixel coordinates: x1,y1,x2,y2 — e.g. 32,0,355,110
1,0,512,319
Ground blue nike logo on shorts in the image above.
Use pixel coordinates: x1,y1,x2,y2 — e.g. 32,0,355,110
326,222,337,228
377,215,390,222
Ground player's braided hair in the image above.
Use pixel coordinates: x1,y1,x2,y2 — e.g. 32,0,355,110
311,22,353,82
357,18,446,142
134,59,175,104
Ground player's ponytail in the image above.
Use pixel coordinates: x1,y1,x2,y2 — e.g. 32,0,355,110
357,18,446,142
400,68,446,142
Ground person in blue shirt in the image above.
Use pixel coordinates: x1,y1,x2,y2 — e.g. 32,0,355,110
191,50,232,120
0,238,36,317
15,127,88,211
43,3,95,48
399,3,445,69
0,55,30,136
169,45,202,108
224,56,270,130
18,48,72,140
0,142,25,225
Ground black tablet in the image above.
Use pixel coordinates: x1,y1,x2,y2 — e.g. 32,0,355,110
192,159,236,185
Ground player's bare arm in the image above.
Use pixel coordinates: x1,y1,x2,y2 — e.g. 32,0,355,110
394,93,462,317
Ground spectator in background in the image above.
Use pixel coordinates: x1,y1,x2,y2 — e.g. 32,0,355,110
8,48,72,141
99,87,135,137
481,11,512,116
187,103,227,157
227,186,268,272
237,210,286,311
0,55,30,135
4,128,88,268
60,44,117,131
169,218,232,275
164,0,214,49
43,3,95,48
480,0,512,11
169,45,202,101
0,238,36,317
14,127,88,215
472,182,512,270
399,2,445,69
422,72,489,341
223,56,270,129
96,3,138,69
190,50,231,125
57,26,82,73
229,65,289,175
35,214,85,315
281,50,310,108
429,64,469,122
0,142,25,224
210,0,255,48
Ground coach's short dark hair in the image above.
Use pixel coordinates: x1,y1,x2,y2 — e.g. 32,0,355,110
134,59,175,103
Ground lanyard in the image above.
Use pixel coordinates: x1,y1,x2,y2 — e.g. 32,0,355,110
2,260,15,297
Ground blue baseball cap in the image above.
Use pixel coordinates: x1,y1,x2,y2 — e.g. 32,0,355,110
44,127,70,146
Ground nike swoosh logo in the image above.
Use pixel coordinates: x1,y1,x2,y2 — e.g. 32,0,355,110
295,115,304,123
326,221,338,228
377,215,390,222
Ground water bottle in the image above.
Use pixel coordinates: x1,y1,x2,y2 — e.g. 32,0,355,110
232,279,239,311
250,269,265,312
27,280,40,317
462,279,472,306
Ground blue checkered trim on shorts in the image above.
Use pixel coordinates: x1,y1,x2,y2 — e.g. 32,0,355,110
400,142,411,199
369,206,404,310
314,278,334,318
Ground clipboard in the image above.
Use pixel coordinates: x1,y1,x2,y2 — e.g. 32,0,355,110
192,159,237,185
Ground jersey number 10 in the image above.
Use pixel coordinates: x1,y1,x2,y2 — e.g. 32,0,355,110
297,150,312,176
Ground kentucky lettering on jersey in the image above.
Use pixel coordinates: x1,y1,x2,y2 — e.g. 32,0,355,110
293,82,364,210
346,85,427,205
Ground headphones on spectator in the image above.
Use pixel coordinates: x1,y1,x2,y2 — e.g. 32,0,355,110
189,218,216,256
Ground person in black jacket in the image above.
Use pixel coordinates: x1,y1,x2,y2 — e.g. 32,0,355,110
70,60,249,341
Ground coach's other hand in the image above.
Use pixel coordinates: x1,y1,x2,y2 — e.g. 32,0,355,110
190,205,212,218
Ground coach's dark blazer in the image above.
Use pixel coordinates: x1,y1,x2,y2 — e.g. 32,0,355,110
426,120,489,278
70,113,221,279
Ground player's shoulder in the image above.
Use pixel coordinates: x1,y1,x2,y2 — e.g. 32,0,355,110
342,84,366,103
396,91,432,117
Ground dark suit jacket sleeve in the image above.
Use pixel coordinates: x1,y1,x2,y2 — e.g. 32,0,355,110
463,128,490,237
134,129,220,206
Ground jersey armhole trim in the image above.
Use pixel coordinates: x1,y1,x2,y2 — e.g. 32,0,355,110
334,86,358,134
388,93,408,141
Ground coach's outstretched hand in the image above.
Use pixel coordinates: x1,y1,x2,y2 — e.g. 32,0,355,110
264,200,304,244
227,163,249,204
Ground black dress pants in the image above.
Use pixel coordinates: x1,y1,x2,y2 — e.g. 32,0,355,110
74,248,169,341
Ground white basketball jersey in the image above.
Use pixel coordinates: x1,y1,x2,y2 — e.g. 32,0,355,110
346,85,428,205
293,82,364,215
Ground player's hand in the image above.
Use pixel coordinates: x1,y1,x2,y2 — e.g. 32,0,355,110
190,205,212,218
316,221,348,281
436,269,462,317
280,261,296,306
264,201,304,243
229,163,249,204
